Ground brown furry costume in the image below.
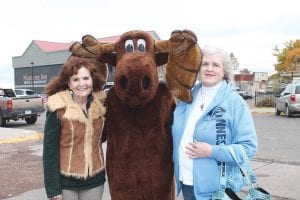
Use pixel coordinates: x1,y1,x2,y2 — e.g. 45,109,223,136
70,30,201,200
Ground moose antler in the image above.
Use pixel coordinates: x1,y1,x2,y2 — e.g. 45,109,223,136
69,35,116,59
68,35,116,88
70,35,100,58
155,30,201,103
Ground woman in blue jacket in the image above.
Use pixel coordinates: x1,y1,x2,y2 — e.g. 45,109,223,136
172,45,257,200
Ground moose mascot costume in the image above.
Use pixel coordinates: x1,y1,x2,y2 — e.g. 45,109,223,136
70,29,201,200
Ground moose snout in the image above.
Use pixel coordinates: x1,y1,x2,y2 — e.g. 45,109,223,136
119,75,151,92
114,54,159,107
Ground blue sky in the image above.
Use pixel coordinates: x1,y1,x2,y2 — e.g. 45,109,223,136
1,0,299,87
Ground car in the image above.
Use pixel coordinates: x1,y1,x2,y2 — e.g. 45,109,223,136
15,89,47,103
235,87,253,100
0,87,45,127
275,83,300,117
14,89,35,96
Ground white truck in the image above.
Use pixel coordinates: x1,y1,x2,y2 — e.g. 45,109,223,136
14,88,35,97
0,87,45,127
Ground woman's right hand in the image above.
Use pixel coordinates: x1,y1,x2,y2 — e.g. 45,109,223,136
49,194,62,200
185,141,212,159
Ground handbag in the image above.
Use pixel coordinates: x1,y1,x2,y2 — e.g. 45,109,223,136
212,146,271,200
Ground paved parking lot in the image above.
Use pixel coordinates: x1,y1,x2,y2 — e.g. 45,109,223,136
1,108,300,200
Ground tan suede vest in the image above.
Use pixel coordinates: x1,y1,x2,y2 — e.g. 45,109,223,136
47,90,106,179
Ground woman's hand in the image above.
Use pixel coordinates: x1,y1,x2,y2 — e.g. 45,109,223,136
49,194,62,200
185,141,212,159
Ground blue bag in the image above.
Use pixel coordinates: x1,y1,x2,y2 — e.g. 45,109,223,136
212,146,271,200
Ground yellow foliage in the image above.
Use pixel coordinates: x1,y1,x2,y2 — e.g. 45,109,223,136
284,48,300,71
274,40,300,73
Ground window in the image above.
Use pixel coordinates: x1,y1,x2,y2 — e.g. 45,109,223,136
15,90,23,95
281,84,292,96
25,90,34,95
4,89,16,97
295,86,300,94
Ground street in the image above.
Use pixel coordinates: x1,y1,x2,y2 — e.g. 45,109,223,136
6,112,300,165
3,112,46,133
253,115,300,164
0,112,299,199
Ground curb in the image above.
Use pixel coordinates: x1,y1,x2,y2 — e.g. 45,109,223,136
0,132,43,144
251,107,274,115
251,111,275,115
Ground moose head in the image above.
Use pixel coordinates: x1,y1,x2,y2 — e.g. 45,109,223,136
70,30,201,107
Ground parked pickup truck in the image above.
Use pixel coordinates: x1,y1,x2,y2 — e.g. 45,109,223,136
0,87,45,127
14,88,35,97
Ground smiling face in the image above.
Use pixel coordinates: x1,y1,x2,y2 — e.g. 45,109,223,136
68,66,93,98
200,53,225,87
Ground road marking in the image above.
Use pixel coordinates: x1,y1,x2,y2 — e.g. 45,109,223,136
0,132,43,144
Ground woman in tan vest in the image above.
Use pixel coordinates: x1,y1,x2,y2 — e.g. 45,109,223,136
43,56,107,200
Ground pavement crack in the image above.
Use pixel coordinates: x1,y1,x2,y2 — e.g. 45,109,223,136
253,157,300,166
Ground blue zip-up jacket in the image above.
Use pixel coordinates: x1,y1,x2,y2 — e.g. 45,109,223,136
172,80,257,199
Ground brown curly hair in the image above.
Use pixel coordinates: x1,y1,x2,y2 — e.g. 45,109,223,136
45,56,106,96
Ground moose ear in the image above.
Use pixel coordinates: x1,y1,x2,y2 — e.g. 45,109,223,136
94,61,108,89
98,53,117,67
155,52,168,66
97,42,117,66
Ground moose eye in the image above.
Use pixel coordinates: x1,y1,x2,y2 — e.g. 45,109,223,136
125,39,134,52
137,39,146,52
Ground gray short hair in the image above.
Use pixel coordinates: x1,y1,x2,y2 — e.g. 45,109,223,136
200,45,234,83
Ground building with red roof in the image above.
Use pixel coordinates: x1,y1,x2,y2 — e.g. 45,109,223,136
12,31,159,94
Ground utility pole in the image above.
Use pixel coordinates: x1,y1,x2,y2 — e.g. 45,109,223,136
31,62,34,92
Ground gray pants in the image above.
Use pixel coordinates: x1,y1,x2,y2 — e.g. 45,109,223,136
62,185,104,200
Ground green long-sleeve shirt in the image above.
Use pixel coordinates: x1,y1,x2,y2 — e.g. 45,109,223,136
43,111,106,198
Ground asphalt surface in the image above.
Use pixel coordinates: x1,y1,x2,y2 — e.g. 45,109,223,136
0,107,299,200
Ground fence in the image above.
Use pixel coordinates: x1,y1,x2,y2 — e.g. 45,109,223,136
254,91,275,107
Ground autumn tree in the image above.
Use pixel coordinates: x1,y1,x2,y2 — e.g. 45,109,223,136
273,40,300,78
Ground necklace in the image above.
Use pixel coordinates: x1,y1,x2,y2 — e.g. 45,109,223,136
200,88,204,111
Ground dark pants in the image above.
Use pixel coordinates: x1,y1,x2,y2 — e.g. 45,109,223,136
182,183,196,200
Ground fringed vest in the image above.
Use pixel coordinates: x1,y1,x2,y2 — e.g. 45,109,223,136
47,90,106,179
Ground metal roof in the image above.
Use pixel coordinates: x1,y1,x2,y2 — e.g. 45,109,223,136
33,40,70,52
32,30,158,53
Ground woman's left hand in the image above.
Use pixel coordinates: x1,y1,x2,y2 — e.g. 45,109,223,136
185,141,212,159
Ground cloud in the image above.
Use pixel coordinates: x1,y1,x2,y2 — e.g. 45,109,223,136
0,0,299,86
0,67,14,88
264,15,300,36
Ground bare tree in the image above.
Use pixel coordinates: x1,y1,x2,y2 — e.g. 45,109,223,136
240,68,251,74
230,52,239,71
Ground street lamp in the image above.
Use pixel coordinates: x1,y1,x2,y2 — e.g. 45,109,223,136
30,62,34,92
